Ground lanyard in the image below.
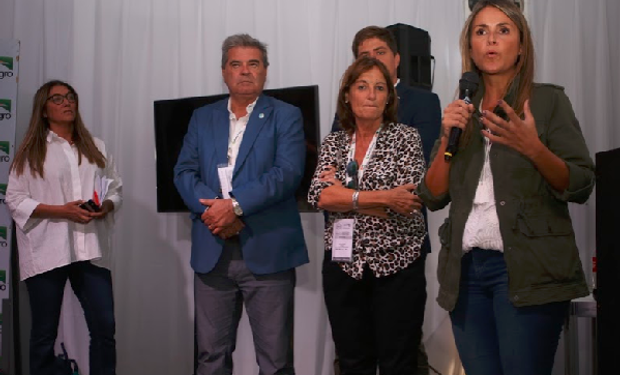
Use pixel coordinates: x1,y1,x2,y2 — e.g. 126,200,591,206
347,125,382,184
227,122,246,165
229,126,245,149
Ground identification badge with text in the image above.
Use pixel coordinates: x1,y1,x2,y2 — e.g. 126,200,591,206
332,219,355,262
217,165,234,199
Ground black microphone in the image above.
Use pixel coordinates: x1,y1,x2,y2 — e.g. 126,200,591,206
444,72,480,161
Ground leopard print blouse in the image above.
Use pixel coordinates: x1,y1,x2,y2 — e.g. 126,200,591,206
308,123,427,279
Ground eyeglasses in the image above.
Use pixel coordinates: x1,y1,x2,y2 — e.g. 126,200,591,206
47,93,77,105
345,160,359,190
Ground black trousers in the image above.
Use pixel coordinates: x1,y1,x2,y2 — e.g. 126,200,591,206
323,252,427,375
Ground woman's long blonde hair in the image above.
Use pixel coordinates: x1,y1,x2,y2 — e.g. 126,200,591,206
11,80,105,178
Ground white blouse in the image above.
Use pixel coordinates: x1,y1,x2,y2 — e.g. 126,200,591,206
461,129,504,252
6,131,122,280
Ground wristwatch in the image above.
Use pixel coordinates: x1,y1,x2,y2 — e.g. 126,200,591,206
231,198,243,216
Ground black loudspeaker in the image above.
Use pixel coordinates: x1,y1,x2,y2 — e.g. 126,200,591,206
595,147,620,375
386,23,433,91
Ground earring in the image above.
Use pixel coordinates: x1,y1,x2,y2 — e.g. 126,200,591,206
345,99,349,104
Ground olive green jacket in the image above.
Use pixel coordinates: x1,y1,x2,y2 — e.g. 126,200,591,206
418,82,595,311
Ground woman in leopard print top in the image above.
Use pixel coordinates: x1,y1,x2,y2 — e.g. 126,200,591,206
307,56,428,373
308,123,427,278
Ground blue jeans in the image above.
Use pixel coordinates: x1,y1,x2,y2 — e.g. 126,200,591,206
450,249,568,375
25,261,116,375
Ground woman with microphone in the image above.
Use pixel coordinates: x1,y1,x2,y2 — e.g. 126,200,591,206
418,1,594,374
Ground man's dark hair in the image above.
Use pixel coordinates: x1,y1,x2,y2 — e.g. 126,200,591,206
351,26,398,58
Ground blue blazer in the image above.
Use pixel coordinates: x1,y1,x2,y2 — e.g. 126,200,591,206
174,95,309,275
331,82,442,254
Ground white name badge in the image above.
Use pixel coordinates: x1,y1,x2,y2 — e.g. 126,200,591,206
332,219,355,262
217,165,234,199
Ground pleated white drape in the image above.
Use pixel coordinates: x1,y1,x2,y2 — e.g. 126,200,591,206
2,0,618,374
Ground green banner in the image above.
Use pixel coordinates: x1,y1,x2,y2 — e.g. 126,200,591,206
0,57,13,70
0,40,19,363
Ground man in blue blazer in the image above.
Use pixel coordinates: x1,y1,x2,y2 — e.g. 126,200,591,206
331,26,441,375
174,34,308,375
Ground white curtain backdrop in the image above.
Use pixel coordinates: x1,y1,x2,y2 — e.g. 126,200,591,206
2,0,618,374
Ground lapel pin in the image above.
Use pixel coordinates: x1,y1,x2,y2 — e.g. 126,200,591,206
259,113,264,119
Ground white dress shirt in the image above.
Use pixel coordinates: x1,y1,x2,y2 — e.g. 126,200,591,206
227,97,257,167
6,131,122,280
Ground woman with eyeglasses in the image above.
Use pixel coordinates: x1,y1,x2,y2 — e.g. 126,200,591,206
6,80,122,375
308,57,427,374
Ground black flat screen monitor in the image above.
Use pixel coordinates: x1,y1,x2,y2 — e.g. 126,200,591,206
154,85,320,213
